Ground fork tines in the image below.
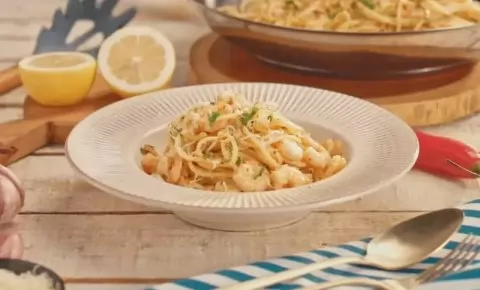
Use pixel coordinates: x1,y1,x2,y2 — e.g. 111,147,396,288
418,234,480,283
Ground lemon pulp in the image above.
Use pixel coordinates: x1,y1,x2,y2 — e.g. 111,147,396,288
97,26,176,98
19,52,97,106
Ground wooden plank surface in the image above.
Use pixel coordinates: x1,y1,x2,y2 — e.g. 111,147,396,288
18,212,416,280
7,155,480,213
0,0,478,288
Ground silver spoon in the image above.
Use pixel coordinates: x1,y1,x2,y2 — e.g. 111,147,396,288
221,208,464,290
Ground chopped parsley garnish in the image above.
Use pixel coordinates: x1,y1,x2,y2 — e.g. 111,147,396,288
267,114,273,122
170,125,182,136
236,157,242,165
241,107,259,126
359,0,375,9
208,111,220,125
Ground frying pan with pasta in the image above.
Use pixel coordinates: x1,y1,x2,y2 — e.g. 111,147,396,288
218,0,480,33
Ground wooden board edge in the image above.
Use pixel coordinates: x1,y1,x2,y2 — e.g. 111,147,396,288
188,67,480,127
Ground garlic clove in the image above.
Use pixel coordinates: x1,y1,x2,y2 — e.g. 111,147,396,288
0,222,23,259
0,165,24,206
4,233,24,259
0,165,25,223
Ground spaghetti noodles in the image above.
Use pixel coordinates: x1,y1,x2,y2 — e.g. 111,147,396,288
140,91,348,192
217,0,480,32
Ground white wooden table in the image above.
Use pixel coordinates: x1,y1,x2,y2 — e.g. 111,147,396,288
0,0,479,289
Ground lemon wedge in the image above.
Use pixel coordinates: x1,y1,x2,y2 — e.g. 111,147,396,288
18,52,96,106
97,26,176,98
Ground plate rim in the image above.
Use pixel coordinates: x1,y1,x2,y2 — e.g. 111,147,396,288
65,82,419,211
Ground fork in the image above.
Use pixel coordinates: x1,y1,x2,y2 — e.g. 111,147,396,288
301,234,480,290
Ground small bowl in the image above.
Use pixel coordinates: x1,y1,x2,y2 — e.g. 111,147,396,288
0,259,65,290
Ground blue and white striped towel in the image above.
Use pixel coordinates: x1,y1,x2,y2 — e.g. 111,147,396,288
150,200,480,290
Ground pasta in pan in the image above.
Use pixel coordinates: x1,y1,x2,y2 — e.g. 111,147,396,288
217,0,480,32
140,91,348,192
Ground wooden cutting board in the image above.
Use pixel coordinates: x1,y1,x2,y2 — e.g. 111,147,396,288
0,75,119,166
189,34,480,127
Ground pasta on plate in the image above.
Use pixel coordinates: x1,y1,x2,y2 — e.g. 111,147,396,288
140,91,348,192
218,0,480,32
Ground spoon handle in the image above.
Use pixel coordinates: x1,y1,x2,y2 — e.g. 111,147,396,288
220,256,364,290
299,278,402,290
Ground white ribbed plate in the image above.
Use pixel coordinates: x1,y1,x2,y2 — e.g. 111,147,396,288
66,83,418,211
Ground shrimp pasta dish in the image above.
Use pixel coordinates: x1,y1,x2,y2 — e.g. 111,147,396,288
217,0,480,32
140,91,348,192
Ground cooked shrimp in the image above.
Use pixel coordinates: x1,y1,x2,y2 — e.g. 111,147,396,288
323,155,348,178
270,114,303,133
141,154,159,175
219,90,248,109
312,167,324,181
142,152,174,179
301,135,322,151
187,112,207,133
208,119,229,132
218,95,243,114
304,147,331,168
323,139,343,156
264,130,285,145
252,108,272,132
156,155,170,177
279,139,303,161
271,164,313,189
270,148,284,164
232,163,271,192
217,90,237,104
167,157,183,184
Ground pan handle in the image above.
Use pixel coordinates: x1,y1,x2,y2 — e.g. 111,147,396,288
0,119,50,166
0,65,22,96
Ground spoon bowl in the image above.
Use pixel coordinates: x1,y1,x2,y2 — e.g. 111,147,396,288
366,208,465,269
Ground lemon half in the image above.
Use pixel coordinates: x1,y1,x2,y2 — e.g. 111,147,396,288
19,52,96,106
97,26,176,98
